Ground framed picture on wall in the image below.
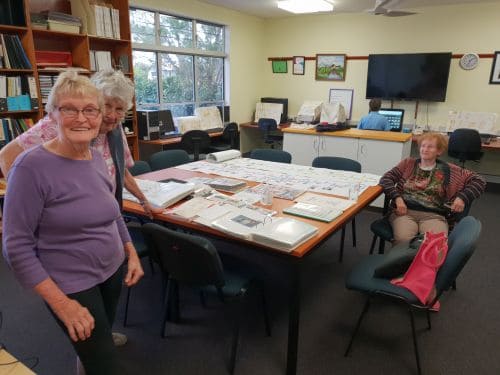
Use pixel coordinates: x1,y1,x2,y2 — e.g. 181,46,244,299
489,51,500,84
292,56,305,75
272,60,288,73
315,54,346,81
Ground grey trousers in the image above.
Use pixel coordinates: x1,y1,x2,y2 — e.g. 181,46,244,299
389,209,448,245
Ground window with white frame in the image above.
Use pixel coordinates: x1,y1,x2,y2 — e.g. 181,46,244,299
130,8,226,119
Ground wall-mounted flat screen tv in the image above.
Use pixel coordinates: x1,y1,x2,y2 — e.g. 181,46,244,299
366,52,452,102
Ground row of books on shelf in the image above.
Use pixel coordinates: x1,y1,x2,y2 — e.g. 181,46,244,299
0,0,25,27
0,75,38,111
70,0,121,39
31,11,82,34
0,117,34,145
0,34,32,69
90,50,113,71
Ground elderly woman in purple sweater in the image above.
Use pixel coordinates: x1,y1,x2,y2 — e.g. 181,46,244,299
2,71,143,375
380,132,485,244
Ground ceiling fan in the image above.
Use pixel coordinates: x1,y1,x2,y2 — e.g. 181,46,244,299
366,0,418,17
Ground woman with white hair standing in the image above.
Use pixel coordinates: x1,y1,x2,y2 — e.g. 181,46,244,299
2,71,143,374
0,69,161,220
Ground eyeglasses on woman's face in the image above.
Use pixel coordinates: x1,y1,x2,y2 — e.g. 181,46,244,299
58,106,101,119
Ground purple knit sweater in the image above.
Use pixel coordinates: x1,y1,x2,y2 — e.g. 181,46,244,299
2,145,130,294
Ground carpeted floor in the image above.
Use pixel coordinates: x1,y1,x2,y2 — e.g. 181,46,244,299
1,185,499,375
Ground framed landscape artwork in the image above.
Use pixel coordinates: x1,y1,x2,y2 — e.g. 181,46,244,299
315,54,346,81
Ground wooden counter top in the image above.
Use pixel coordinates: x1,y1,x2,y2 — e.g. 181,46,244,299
282,127,412,142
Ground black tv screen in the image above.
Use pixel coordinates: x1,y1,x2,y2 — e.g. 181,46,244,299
366,53,452,102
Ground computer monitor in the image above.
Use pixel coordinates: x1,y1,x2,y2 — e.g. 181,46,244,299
379,108,405,132
261,97,288,123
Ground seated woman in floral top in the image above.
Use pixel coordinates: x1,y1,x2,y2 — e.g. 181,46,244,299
379,132,486,244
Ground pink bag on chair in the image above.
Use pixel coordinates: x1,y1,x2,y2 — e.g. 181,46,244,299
391,231,448,305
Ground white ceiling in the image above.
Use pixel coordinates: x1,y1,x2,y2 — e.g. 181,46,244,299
196,0,498,18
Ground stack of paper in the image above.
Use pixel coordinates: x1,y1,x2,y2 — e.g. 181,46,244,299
208,178,247,192
123,179,195,208
212,209,318,252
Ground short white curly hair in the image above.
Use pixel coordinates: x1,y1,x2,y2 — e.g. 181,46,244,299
45,70,103,113
90,69,135,110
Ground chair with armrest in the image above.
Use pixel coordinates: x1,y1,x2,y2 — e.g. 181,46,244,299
312,156,361,262
149,149,190,172
128,160,152,176
209,122,240,152
448,128,483,168
249,148,292,163
344,216,481,375
142,223,271,374
257,118,283,149
180,129,212,161
369,197,473,256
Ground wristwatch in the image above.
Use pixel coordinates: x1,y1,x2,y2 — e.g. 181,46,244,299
459,53,479,70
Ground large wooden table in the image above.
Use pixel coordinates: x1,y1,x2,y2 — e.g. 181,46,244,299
123,166,382,375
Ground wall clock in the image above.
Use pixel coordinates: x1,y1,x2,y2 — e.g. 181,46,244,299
459,53,479,70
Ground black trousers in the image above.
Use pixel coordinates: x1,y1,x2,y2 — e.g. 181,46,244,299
51,266,124,375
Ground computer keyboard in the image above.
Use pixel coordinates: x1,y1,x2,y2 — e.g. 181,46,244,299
205,127,224,134
161,132,182,139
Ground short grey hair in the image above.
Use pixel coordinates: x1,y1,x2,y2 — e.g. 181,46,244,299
90,69,135,110
46,70,103,113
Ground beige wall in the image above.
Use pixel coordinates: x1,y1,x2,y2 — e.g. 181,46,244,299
131,0,266,124
132,1,500,129
262,2,500,129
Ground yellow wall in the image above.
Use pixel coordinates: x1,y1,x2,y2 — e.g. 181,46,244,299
262,2,500,129
131,0,265,124
133,1,500,129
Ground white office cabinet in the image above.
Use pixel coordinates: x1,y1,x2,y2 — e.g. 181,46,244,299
283,132,359,166
283,132,321,165
357,138,412,175
320,136,358,162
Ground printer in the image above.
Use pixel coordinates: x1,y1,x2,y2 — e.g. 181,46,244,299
137,109,175,140
296,100,323,123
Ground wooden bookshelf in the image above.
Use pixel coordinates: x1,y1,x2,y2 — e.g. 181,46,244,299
0,0,139,159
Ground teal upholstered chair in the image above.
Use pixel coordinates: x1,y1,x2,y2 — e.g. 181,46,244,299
312,156,361,262
249,148,291,163
344,216,481,375
149,149,190,171
123,222,155,326
142,223,272,374
128,160,152,176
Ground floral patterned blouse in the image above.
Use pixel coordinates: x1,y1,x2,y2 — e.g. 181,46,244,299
402,163,446,213
16,116,134,192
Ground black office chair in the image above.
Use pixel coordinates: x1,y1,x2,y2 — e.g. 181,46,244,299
128,160,152,176
180,130,212,161
257,118,283,149
344,216,481,375
209,122,240,152
448,128,483,168
249,148,291,163
149,149,190,171
312,156,361,262
142,223,272,374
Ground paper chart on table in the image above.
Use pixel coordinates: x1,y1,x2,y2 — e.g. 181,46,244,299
176,158,380,198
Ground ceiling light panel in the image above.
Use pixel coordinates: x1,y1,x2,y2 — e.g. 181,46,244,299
277,0,334,14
